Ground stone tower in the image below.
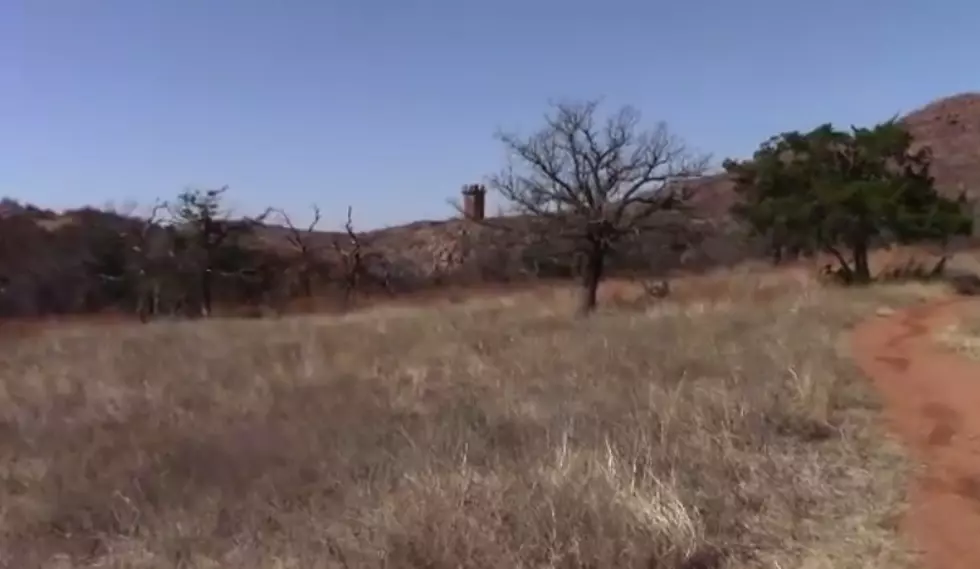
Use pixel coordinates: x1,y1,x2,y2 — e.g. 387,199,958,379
461,184,487,221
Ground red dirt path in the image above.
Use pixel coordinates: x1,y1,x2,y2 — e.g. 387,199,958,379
853,298,980,569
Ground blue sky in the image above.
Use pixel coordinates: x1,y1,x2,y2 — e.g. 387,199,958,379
1,1,977,230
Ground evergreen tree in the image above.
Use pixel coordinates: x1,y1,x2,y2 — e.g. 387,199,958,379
724,120,972,283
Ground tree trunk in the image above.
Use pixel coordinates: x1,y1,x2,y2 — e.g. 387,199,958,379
824,245,855,284
300,270,313,298
149,281,160,320
137,289,150,323
578,241,606,315
851,232,871,284
201,267,213,317
852,239,871,284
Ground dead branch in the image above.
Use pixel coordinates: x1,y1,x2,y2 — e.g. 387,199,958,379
333,206,362,303
277,205,322,253
331,206,394,304
131,200,167,259
101,199,170,322
276,205,324,297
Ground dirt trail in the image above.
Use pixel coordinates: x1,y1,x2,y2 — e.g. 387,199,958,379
853,298,980,569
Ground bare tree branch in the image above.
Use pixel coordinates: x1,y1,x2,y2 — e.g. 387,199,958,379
331,206,393,304
333,206,363,304
276,205,324,297
277,205,322,252
120,199,168,322
132,200,167,257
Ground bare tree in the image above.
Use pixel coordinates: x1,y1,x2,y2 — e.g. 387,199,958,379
331,206,394,305
333,206,364,305
129,200,168,322
491,100,709,313
276,205,325,298
86,200,168,321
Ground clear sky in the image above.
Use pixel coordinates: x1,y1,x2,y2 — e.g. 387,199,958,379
1,1,977,230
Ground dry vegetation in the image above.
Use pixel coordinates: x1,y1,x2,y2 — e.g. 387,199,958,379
931,253,980,359
0,268,954,569
936,303,980,360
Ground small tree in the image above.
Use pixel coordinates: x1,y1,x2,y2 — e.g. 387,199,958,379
329,206,396,305
168,187,269,316
333,206,367,305
88,200,177,320
276,205,325,298
725,121,973,284
124,201,169,321
491,100,708,313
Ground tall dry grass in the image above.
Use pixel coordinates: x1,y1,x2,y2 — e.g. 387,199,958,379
0,275,944,568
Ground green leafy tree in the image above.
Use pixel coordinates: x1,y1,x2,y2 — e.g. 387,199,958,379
724,120,972,283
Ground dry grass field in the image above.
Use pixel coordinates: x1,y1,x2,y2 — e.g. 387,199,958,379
0,267,955,568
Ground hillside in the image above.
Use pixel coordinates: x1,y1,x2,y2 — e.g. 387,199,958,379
902,92,980,200
2,93,979,317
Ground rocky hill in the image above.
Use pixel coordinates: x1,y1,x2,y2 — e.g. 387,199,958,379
902,93,980,201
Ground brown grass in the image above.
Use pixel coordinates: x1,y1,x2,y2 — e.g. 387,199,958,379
0,271,949,568
936,302,980,360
